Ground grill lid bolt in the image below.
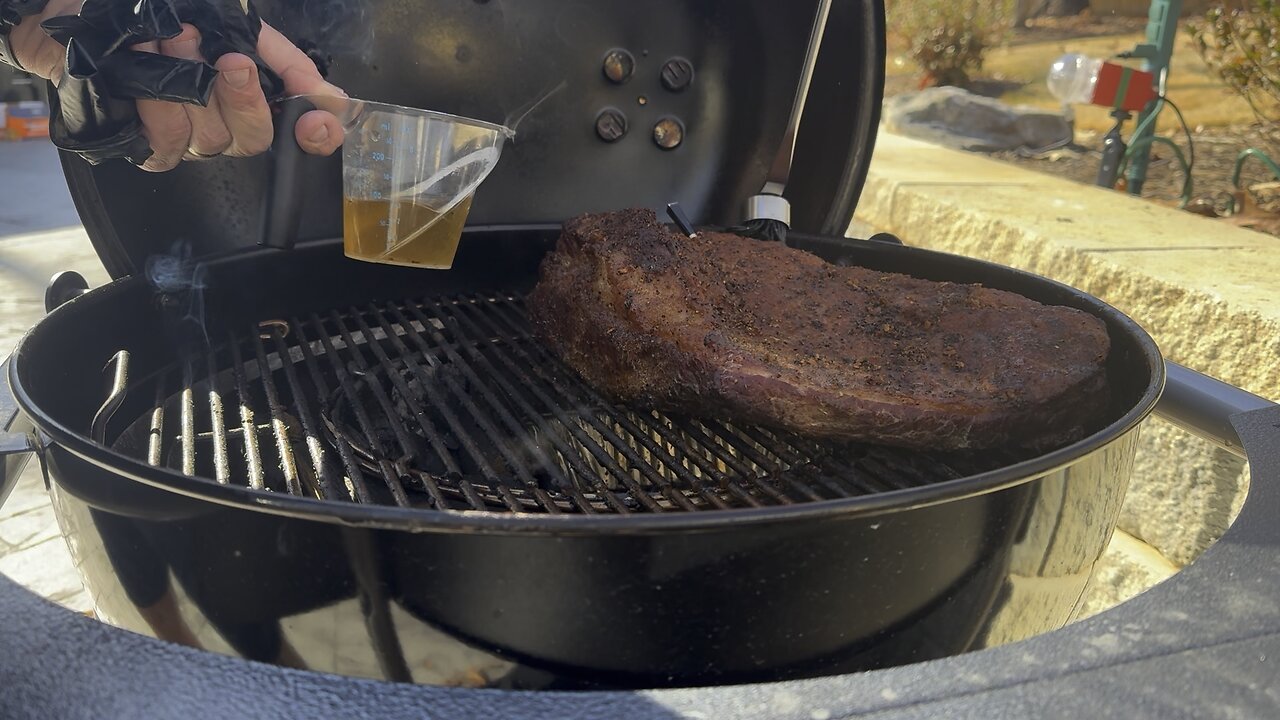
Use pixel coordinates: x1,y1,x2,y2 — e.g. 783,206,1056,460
602,48,635,84
660,57,694,92
652,116,684,150
595,107,628,143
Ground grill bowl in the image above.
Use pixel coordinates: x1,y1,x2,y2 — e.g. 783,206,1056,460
8,228,1162,687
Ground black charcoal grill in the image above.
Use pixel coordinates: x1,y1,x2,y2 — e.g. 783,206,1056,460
0,0,1278,715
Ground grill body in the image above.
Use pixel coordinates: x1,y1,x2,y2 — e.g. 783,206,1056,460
10,229,1162,687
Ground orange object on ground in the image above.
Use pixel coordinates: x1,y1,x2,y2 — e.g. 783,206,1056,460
4,101,50,140
7,115,49,139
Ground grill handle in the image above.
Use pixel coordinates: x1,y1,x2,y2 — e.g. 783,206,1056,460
1155,361,1276,458
258,97,317,250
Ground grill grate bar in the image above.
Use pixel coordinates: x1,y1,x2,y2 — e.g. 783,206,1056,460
728,425,861,500
228,333,267,491
426,297,643,513
347,306,526,513
621,411,735,511
678,419,811,504
383,301,594,513
862,451,965,490
266,326,341,501
666,418,793,506
147,377,165,467
459,294,753,512
491,295,822,508
179,359,197,477
289,319,373,504
769,431,892,495
858,454,927,492
204,349,232,484
474,295,745,507
476,298,738,509
251,329,303,497
307,314,417,508
396,301,602,513
716,424,828,502
325,310,489,511
475,295,750,511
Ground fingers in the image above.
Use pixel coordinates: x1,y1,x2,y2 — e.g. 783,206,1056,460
258,22,346,156
126,19,349,167
213,52,273,157
132,40,193,172
257,23,345,98
159,25,232,159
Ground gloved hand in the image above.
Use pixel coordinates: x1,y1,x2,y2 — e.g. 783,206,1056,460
8,0,345,170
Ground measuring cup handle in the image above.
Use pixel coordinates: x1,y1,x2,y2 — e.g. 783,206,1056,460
258,97,317,250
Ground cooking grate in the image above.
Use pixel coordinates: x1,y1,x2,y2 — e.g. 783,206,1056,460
109,292,1012,514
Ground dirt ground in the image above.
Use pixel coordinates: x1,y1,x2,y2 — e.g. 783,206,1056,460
991,123,1280,236
886,15,1280,237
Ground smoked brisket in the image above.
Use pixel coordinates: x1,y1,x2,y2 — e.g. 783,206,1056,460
527,209,1111,451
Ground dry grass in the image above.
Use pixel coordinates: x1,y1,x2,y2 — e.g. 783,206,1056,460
886,25,1257,133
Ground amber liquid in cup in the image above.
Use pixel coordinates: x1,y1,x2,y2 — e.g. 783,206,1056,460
342,195,474,268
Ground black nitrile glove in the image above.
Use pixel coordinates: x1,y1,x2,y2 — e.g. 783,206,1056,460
43,0,283,166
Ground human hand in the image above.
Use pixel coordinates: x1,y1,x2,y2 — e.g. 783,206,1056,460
10,1,346,171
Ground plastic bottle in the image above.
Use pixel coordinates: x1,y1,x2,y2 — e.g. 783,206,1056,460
1047,54,1104,105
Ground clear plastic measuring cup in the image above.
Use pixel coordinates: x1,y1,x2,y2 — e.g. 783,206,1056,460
301,94,515,268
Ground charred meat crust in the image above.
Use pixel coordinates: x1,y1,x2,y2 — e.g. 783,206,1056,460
527,209,1111,451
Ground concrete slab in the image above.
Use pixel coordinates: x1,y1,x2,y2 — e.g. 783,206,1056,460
857,132,1276,253
0,501,61,550
0,227,110,354
0,139,81,235
0,531,83,602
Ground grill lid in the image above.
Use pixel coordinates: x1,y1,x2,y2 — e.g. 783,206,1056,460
55,0,885,278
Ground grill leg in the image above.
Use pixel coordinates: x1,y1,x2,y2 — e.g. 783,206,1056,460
342,528,413,682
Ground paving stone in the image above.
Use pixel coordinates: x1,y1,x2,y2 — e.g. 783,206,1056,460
1,465,54,516
0,139,82,234
54,589,94,614
0,535,85,603
0,502,61,550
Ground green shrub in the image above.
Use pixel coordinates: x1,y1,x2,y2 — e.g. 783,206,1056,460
887,0,1015,87
1188,1,1280,124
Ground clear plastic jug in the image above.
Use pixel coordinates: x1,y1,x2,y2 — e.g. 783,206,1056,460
302,94,514,268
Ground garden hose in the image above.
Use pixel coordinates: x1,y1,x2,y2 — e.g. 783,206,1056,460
1224,147,1280,216
1112,90,1195,209
1118,135,1193,209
